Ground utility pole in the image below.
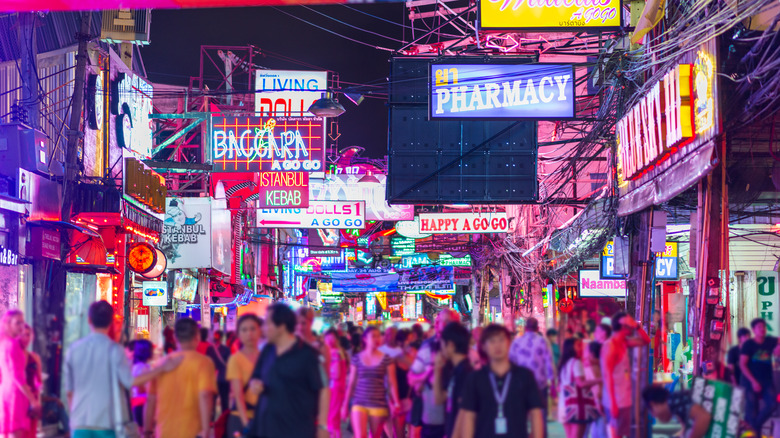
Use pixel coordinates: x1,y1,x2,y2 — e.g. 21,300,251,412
60,11,91,234
17,12,39,128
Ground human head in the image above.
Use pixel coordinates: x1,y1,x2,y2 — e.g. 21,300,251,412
642,385,672,422
124,340,137,362
751,318,767,339
612,312,632,336
213,330,224,344
134,339,154,364
175,318,200,349
384,326,398,347
199,328,209,344
297,307,315,336
546,328,558,342
351,332,363,352
88,300,113,330
363,326,381,351
435,309,460,336
558,338,583,376
479,324,512,362
266,303,297,343
737,327,751,344
441,322,470,359
237,314,262,349
525,317,540,333
589,341,602,360
396,328,411,347
595,323,612,342
324,328,341,349
20,323,33,349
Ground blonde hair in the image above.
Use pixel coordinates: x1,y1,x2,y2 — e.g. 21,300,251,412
0,309,23,338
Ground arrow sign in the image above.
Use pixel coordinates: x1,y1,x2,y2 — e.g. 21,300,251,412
329,121,341,141
257,201,366,229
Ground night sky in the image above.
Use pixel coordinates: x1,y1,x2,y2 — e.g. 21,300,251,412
142,5,407,158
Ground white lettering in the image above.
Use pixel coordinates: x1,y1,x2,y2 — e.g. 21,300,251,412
554,75,571,101
539,76,554,103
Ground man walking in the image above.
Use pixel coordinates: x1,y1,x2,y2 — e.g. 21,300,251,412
249,303,329,438
433,322,473,438
509,317,555,431
409,309,459,438
64,301,181,438
740,318,780,433
602,312,650,438
146,318,217,438
457,324,544,438
726,327,750,386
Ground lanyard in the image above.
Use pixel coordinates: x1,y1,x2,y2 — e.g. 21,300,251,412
489,371,512,417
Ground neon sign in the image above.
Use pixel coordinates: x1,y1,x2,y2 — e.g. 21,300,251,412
694,51,715,136
255,70,328,117
616,64,694,182
479,0,622,30
257,172,309,208
211,116,325,173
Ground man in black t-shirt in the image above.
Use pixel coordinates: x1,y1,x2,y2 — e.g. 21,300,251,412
433,322,473,438
457,324,544,438
726,327,751,386
740,318,780,433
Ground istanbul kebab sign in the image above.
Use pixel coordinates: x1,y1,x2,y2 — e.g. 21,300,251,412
418,212,509,234
257,200,365,229
430,63,575,119
211,115,325,173
479,0,622,31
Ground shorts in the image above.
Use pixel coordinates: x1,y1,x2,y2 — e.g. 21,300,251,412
607,407,632,437
352,405,389,417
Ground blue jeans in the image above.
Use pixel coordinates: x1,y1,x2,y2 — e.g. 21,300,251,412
745,383,777,433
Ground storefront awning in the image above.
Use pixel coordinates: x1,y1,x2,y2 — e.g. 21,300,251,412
0,194,29,214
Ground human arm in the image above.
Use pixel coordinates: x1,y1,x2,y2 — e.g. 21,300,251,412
317,387,330,438
341,362,358,417
228,357,251,427
432,352,447,405
130,355,184,387
740,353,761,392
458,410,477,438
408,344,433,390
387,361,401,409
688,403,713,438
529,408,544,438
603,341,620,416
144,393,157,436
198,390,213,437
625,316,651,347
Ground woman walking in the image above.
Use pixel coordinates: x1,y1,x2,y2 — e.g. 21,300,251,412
0,310,37,438
342,327,401,438
325,329,349,438
19,325,41,438
130,339,154,427
558,338,601,438
225,314,263,438
392,329,417,438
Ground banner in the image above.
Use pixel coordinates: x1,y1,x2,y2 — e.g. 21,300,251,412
579,269,625,298
255,70,328,117
418,212,509,234
430,63,575,119
757,271,779,334
479,0,622,30
211,115,325,173
690,378,744,438
398,266,454,292
331,272,399,293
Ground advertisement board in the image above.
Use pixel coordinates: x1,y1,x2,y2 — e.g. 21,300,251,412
123,155,167,216
430,63,575,119
758,272,779,334
257,201,365,229
418,212,509,234
161,197,230,275
211,203,232,276
479,0,622,31
331,272,399,293
257,172,309,208
142,281,168,307
401,253,472,268
601,240,679,280
255,70,328,117
391,237,417,256
578,269,626,298
309,229,341,257
310,174,414,221
398,266,454,291
211,115,325,173
117,74,154,159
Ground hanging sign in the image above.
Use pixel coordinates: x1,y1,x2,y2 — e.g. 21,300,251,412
0,246,18,266
211,115,325,173
479,0,622,31
310,174,414,221
600,240,678,280
391,237,417,256
757,272,779,334
142,281,168,307
579,269,626,298
257,172,309,208
255,70,328,117
257,200,365,229
123,156,167,215
401,253,472,268
398,266,454,292
430,63,575,119
418,212,509,234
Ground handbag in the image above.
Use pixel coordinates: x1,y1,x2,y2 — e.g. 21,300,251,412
560,361,599,424
110,345,142,438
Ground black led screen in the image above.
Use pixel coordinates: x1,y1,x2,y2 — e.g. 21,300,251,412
387,57,539,204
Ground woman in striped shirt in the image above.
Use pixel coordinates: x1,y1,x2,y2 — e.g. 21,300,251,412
342,327,401,438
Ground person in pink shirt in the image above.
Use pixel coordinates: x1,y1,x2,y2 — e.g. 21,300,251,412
325,328,349,438
0,310,38,438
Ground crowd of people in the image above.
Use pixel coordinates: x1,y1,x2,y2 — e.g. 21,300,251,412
1,300,776,438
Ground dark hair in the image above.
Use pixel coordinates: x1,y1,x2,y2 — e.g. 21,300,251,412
134,339,154,364
396,329,411,345
89,300,114,329
237,314,262,331
641,385,670,406
411,323,424,339
525,317,539,332
213,330,224,342
546,328,559,337
558,338,579,377
200,328,209,343
125,340,137,351
268,303,296,333
751,318,766,330
442,322,470,355
351,332,363,352
598,323,613,338
175,318,200,343
612,312,628,332
589,341,602,359
737,327,751,339
363,326,379,339
480,324,511,345
586,319,596,334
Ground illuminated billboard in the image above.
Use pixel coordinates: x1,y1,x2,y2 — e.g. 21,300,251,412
479,0,623,31
257,172,309,208
257,200,366,229
211,115,325,173
310,174,414,221
430,63,575,119
255,70,328,117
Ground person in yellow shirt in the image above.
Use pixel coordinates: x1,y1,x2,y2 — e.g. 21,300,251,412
145,318,217,438
226,314,263,437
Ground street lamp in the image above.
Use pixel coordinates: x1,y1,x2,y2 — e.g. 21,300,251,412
308,92,346,117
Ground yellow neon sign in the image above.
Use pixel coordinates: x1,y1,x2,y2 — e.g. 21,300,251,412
479,0,622,30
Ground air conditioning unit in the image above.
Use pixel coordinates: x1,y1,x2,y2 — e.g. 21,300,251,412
0,123,63,178
100,9,152,45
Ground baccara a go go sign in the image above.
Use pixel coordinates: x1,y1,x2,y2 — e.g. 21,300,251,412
418,212,509,234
